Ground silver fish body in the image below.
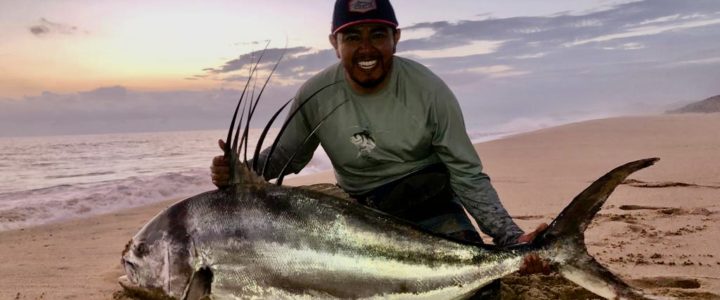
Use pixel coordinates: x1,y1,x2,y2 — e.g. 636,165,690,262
122,184,526,299
120,159,664,300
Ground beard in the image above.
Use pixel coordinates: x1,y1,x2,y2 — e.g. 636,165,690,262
350,70,388,89
347,53,393,89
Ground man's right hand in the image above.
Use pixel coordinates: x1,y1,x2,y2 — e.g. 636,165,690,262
211,139,230,188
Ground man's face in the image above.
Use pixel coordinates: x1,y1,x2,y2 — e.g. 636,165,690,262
330,24,401,93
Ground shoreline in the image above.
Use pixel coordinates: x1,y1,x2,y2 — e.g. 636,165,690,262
0,113,640,232
1,113,718,299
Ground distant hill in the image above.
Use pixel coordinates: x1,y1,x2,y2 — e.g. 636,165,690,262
668,94,720,113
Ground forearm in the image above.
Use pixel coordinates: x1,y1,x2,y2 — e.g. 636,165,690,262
452,174,524,246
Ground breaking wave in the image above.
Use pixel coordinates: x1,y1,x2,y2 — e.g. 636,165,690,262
0,169,214,232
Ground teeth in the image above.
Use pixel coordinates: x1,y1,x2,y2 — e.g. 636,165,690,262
358,60,377,70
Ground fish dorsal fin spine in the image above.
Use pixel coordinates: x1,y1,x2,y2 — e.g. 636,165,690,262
222,42,290,187
261,80,344,183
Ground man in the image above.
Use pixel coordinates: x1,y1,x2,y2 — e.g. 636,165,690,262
213,0,548,298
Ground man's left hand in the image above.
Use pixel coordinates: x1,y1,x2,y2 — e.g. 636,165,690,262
517,223,552,275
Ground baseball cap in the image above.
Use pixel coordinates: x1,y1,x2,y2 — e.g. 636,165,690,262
332,0,399,35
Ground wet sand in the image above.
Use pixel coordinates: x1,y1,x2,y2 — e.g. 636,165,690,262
1,113,718,299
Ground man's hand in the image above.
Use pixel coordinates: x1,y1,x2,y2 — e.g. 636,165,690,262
211,139,230,188
518,223,552,275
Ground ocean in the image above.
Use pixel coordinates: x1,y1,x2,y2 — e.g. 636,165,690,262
0,128,518,232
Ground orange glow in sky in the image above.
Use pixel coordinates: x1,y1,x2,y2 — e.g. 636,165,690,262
0,1,335,98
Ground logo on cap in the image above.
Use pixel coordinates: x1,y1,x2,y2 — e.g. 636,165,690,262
348,0,377,13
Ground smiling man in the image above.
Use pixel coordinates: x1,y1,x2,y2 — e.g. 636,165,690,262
329,1,399,94
212,0,548,298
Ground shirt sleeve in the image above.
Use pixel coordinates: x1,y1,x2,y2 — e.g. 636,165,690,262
430,86,525,246
254,91,321,180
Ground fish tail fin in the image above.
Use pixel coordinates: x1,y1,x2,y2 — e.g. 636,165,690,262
537,158,658,242
534,158,667,299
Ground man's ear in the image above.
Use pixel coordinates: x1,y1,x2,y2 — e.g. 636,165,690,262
393,28,401,53
328,34,341,59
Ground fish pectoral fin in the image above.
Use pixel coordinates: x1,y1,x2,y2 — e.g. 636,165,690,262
182,266,214,300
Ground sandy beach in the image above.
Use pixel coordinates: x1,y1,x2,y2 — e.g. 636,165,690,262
1,113,718,299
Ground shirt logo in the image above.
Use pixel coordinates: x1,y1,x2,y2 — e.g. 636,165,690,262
348,0,377,13
350,130,376,158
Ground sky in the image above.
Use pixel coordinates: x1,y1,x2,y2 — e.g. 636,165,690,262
0,0,719,137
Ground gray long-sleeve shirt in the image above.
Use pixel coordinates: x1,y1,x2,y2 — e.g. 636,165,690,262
257,56,524,246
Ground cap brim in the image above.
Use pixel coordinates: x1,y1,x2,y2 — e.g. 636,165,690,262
332,19,398,35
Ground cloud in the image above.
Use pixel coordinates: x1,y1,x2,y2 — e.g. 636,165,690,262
28,18,83,37
602,42,645,50
206,47,312,74
394,0,720,129
399,40,505,59
198,47,336,86
404,1,720,74
0,86,298,137
398,0,720,53
564,18,720,47
202,0,720,86
463,65,530,78
183,0,719,134
29,25,49,35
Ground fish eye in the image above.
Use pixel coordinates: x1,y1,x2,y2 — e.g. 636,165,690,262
134,242,150,258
